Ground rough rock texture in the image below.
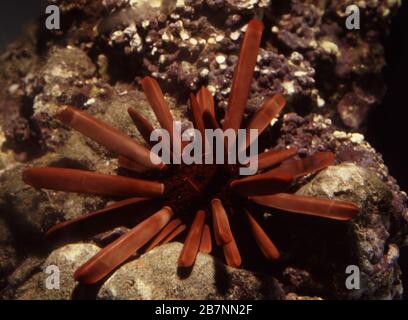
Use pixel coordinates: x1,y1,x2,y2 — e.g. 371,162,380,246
0,0,401,155
98,242,284,300
14,244,100,300
0,0,406,300
296,163,402,299
10,242,284,300
275,113,407,237
265,114,407,299
0,45,186,241
0,217,18,291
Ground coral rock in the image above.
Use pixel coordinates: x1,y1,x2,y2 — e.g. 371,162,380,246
98,242,284,300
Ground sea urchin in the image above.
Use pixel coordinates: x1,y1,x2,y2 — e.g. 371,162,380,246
22,20,359,285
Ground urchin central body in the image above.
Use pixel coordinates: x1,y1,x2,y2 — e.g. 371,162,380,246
22,19,359,285
163,163,237,217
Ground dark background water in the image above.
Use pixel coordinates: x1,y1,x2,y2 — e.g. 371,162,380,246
367,0,408,299
0,0,407,299
0,1,46,48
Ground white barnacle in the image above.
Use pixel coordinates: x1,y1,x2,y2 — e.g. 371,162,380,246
179,29,190,41
282,81,296,95
162,31,174,43
216,55,226,65
350,133,364,144
199,68,210,78
230,31,241,41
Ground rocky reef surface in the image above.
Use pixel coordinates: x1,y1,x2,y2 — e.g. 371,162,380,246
0,0,406,300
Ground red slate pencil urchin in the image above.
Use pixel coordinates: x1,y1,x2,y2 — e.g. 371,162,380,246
22,20,360,285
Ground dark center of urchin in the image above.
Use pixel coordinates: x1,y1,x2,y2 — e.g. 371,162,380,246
162,163,241,219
